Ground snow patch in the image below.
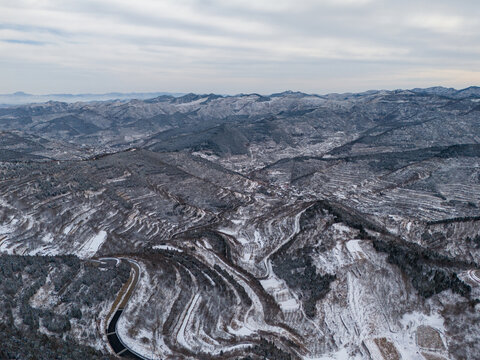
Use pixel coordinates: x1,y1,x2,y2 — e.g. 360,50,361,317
400,311,445,331
42,233,54,243
152,244,183,252
332,223,352,233
345,240,363,253
63,224,73,235
303,347,359,360
260,276,284,289
227,323,254,337
77,230,107,258
278,298,300,311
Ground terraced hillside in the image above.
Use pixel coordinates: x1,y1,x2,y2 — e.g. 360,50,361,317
0,88,479,359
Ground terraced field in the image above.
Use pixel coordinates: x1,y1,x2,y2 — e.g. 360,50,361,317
0,89,479,359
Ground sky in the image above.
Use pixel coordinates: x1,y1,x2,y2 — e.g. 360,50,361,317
1,0,479,95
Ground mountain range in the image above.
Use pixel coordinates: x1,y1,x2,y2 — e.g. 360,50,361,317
0,87,479,359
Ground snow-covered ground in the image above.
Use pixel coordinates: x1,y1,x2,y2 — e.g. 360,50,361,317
152,244,183,252
76,230,107,258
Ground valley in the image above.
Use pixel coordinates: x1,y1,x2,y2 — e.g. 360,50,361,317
0,88,479,359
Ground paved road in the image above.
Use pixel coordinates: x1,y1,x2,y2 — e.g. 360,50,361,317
107,308,143,359
101,258,150,359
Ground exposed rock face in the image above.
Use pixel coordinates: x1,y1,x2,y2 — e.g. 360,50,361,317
0,88,479,359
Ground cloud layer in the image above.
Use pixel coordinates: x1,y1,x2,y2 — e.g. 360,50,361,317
1,0,479,94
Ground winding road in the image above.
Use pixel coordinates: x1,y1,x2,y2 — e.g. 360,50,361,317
99,257,151,359
467,269,480,285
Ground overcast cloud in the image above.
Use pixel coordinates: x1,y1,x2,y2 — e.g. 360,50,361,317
1,0,479,94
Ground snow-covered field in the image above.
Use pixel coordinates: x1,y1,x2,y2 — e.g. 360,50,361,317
77,230,107,258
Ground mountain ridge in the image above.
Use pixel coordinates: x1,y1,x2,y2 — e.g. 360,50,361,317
2,86,480,106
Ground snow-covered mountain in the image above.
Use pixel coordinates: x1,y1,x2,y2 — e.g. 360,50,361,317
0,88,479,359
0,91,185,106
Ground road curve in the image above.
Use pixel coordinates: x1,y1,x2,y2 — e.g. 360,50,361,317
468,269,480,285
102,258,152,359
